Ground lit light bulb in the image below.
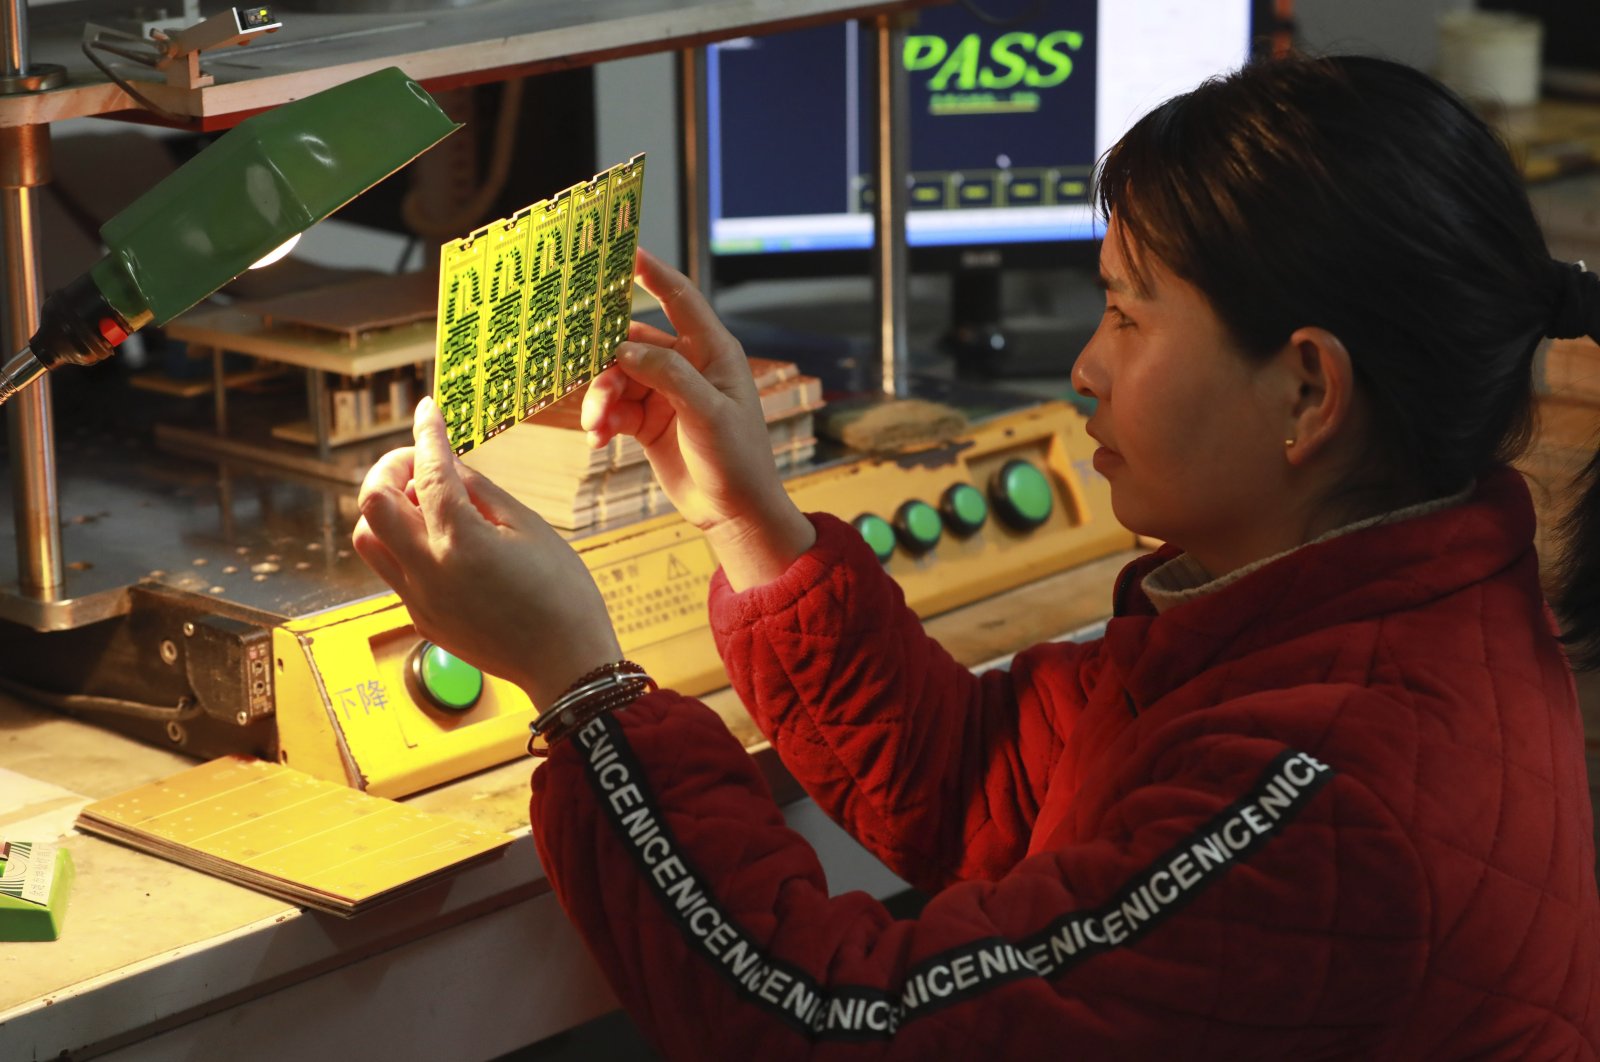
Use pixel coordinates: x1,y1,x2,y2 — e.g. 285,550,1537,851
250,232,302,270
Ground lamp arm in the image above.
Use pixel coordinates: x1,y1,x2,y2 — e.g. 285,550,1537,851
0,348,46,406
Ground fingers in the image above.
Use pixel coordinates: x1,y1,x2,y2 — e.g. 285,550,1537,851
357,445,416,512
614,342,724,429
410,395,470,533
351,512,409,593
355,484,428,573
583,362,652,445
633,248,737,368
627,318,678,348
608,343,729,451
583,364,640,422
457,462,530,529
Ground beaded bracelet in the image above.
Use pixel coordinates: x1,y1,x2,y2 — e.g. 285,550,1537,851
527,660,656,757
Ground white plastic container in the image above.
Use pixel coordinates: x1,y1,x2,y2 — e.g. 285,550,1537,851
1437,11,1544,108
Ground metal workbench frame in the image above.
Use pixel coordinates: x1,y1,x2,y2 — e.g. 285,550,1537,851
0,0,928,632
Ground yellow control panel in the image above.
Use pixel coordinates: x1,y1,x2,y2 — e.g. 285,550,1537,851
272,400,1131,796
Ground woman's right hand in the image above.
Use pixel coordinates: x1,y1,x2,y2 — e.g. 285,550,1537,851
582,248,815,591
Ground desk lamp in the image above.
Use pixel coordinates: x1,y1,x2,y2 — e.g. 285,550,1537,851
0,66,459,405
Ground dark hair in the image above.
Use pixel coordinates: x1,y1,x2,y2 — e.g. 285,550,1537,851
1095,53,1600,669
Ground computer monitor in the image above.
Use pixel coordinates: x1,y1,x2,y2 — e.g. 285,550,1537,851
707,0,1276,376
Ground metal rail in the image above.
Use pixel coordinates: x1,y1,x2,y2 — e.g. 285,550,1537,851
1,0,63,597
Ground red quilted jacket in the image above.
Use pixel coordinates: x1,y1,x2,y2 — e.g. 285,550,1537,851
529,465,1600,1060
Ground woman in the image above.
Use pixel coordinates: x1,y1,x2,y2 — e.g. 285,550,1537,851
354,56,1600,1058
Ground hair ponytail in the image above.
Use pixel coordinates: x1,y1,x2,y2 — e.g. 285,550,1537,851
1549,262,1600,669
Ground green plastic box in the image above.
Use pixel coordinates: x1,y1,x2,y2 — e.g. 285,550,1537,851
0,840,74,941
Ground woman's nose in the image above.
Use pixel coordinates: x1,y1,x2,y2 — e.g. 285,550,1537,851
1071,336,1104,400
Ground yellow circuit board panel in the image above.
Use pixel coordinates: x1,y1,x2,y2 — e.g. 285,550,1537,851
436,154,646,456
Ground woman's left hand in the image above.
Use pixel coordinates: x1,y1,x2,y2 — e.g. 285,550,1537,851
351,396,622,709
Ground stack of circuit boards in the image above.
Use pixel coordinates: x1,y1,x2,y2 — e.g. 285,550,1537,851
435,154,645,456
463,358,824,530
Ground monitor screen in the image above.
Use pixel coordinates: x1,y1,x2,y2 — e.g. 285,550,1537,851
709,0,1264,278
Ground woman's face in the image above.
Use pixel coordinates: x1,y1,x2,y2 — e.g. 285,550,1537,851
1072,218,1299,573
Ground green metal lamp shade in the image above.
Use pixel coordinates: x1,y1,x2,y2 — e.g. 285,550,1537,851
91,67,459,330
0,67,456,406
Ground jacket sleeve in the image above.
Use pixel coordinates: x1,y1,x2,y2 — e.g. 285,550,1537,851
708,512,1107,890
528,688,1429,1062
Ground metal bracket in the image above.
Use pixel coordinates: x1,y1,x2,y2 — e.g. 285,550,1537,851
152,6,283,90
82,5,282,95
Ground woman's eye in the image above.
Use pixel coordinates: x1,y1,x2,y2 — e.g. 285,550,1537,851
1105,305,1136,330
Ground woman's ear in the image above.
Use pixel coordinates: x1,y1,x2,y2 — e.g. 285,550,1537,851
1277,326,1356,466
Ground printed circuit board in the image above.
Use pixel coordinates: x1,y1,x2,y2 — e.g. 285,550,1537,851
435,154,645,455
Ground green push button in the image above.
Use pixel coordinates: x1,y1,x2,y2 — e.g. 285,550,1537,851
990,459,1054,531
407,641,483,713
894,499,942,554
939,482,988,536
852,513,897,563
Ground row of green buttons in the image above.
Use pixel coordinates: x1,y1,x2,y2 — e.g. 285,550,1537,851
852,459,1055,563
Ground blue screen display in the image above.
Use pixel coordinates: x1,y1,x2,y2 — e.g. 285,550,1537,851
708,0,1254,257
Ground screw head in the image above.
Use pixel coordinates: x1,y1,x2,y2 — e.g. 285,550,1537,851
160,639,178,664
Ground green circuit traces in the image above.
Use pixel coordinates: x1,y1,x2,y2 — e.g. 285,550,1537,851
598,161,644,362
436,236,487,452
521,195,569,418
478,212,530,441
558,176,608,398
435,153,646,455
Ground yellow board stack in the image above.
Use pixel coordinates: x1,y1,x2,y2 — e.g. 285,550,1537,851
76,756,513,915
462,357,823,529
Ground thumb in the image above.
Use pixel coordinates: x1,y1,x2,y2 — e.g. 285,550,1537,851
411,395,473,532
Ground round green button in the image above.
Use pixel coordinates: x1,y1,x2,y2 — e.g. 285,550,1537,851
991,459,1054,530
940,482,988,536
852,513,897,563
412,642,483,713
894,499,943,554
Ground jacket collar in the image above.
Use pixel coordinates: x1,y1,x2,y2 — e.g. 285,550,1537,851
1101,465,1538,711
